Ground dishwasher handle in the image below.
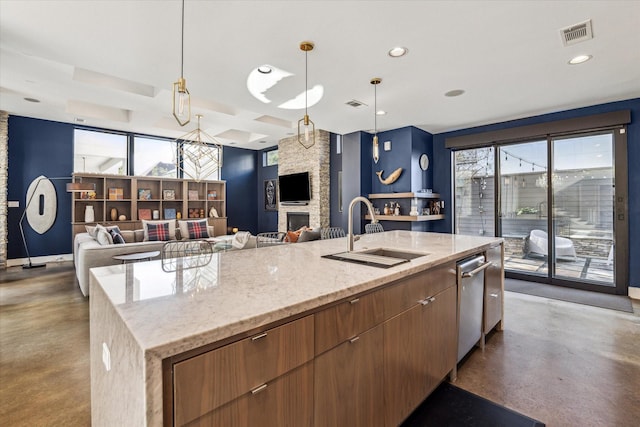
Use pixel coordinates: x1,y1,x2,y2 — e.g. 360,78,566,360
461,261,492,278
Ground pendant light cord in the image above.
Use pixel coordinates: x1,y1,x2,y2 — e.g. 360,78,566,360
305,49,308,116
374,82,377,136
180,0,185,78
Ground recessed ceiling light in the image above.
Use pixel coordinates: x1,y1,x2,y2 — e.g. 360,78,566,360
388,47,408,58
568,54,592,65
376,110,386,116
229,142,237,145
24,97,40,103
75,118,86,123
259,140,267,144
445,89,465,97
257,66,272,74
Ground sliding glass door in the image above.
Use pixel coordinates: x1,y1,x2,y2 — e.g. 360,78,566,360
497,141,548,277
551,133,614,286
454,132,616,290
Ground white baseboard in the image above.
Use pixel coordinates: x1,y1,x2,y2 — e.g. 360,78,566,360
7,253,73,267
629,286,640,301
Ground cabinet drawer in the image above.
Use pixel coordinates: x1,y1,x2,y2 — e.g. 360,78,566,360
315,290,384,355
184,362,314,427
484,244,504,333
384,262,456,318
174,315,314,426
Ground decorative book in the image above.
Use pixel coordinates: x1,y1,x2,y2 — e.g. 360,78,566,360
108,187,124,200
164,208,177,220
138,189,151,200
188,190,199,200
138,208,152,220
163,189,176,200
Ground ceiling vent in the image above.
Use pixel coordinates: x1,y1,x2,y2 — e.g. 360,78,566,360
560,19,593,46
345,99,367,108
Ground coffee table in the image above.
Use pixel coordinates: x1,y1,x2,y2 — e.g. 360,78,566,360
113,250,160,264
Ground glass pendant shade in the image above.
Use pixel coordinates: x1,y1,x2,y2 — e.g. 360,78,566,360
173,77,191,126
298,114,315,149
373,135,379,163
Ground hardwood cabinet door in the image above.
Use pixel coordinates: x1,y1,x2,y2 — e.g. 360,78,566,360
184,362,313,427
314,325,384,427
383,285,457,426
174,316,314,426
314,290,384,355
484,243,504,333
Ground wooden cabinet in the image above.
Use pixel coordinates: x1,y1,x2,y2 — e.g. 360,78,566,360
71,173,227,239
314,325,384,427
484,243,504,334
183,362,314,427
172,316,314,426
166,258,493,427
383,265,457,426
314,290,384,355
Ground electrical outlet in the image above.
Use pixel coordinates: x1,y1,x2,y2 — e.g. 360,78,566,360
8,201,19,208
102,342,111,372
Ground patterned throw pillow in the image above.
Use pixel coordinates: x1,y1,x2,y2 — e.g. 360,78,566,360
108,228,126,244
187,220,209,239
147,222,170,241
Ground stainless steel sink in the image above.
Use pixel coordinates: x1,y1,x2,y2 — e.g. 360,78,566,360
322,248,429,268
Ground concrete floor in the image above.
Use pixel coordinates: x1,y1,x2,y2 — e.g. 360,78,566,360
1,262,639,426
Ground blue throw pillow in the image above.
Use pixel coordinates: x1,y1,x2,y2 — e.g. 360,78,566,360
108,228,126,244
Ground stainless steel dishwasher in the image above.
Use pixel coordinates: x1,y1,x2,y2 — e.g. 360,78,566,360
457,255,491,362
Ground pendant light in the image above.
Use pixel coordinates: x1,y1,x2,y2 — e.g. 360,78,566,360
371,77,381,163
297,41,315,149
172,0,191,126
175,114,223,182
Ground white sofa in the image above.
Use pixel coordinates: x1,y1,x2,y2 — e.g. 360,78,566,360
74,224,262,296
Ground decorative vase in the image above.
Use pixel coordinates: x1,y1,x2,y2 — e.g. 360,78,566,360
176,211,182,220
84,205,95,223
110,207,118,221
153,210,160,220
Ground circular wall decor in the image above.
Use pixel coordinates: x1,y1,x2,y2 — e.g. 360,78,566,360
419,153,429,171
25,175,57,234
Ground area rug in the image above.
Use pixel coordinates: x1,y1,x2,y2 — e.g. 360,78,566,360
505,278,633,313
402,382,545,427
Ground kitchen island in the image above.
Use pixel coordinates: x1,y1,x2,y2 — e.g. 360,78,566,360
90,231,503,426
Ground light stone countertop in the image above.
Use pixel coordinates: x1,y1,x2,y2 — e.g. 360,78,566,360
90,230,503,360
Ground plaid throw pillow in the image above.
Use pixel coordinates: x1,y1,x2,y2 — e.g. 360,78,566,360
147,222,170,241
187,220,209,239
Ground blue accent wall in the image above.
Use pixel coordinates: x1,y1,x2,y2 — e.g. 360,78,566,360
221,146,258,234
256,148,278,233
8,116,75,259
431,98,640,288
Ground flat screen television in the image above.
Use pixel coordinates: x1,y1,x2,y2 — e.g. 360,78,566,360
278,172,311,204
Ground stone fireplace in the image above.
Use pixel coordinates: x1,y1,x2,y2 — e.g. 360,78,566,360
278,130,330,232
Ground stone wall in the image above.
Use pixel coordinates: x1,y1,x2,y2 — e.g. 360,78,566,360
278,130,330,232
0,111,8,268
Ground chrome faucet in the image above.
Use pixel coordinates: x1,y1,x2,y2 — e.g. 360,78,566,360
347,196,378,252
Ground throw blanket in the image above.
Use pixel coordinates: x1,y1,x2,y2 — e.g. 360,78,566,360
232,231,251,249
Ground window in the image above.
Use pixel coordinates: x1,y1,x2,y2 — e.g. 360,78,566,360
74,129,127,175
263,149,278,167
133,136,177,177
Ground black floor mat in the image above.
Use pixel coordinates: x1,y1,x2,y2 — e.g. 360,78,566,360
401,382,545,427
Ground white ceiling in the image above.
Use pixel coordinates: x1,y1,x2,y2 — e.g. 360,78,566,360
1,1,639,150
